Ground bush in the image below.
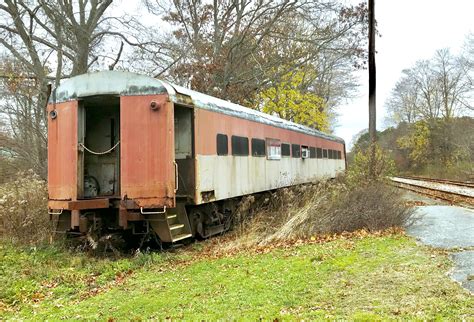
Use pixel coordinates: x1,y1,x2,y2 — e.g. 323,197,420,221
346,143,396,186
229,177,414,247
0,171,50,245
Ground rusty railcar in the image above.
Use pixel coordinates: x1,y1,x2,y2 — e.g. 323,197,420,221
47,71,346,242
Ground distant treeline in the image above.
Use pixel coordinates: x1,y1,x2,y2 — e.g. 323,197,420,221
350,117,474,180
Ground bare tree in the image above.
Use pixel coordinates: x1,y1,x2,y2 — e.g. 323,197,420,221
0,0,120,178
0,58,47,177
386,49,472,126
433,48,472,118
385,70,421,125
144,0,368,105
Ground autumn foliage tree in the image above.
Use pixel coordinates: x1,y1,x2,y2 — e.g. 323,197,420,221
256,69,329,132
384,42,473,176
145,0,368,107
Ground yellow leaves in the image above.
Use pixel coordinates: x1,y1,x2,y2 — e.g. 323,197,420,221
397,121,431,168
346,143,396,185
0,59,38,96
256,69,329,132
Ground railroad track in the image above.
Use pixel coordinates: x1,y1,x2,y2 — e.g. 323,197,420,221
397,175,474,188
391,176,474,208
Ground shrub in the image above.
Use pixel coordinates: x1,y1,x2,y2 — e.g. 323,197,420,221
0,171,50,245
346,143,396,186
229,177,414,247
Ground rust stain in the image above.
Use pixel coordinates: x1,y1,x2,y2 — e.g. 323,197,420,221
120,94,176,208
48,199,109,210
47,101,78,200
194,109,345,157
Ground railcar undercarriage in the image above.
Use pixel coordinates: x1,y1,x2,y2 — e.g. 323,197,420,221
52,198,240,247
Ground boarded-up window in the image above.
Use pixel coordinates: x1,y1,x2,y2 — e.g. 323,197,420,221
282,143,291,157
292,144,301,158
251,138,266,157
309,147,316,158
323,149,328,158
266,138,281,160
231,136,249,156
216,134,228,156
316,148,323,158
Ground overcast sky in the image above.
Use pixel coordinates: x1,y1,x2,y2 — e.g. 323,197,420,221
336,0,474,148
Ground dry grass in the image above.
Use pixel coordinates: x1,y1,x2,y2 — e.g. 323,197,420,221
0,171,50,245
226,178,414,248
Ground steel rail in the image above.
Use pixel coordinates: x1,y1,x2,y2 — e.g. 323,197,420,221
391,178,474,208
397,175,474,188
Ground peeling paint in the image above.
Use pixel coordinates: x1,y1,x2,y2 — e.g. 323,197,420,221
51,71,344,144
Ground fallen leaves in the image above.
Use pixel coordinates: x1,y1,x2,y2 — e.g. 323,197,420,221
173,227,406,265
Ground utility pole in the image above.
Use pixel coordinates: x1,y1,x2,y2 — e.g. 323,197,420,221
368,0,376,178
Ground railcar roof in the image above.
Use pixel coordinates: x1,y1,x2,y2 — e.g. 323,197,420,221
50,71,344,144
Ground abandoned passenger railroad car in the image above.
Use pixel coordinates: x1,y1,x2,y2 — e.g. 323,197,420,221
47,71,346,242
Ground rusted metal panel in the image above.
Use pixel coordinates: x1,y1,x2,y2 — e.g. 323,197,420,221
51,71,343,144
47,100,78,200
48,199,109,210
192,108,346,205
170,82,344,144
120,94,176,209
194,108,345,157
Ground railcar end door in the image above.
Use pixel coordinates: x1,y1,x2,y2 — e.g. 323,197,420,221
120,94,176,208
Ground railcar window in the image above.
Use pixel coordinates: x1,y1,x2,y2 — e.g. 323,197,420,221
328,149,333,159
338,151,342,159
281,143,291,157
251,138,266,157
231,136,249,156
216,134,228,156
323,149,328,158
316,148,323,159
292,144,301,158
309,147,316,158
266,138,281,160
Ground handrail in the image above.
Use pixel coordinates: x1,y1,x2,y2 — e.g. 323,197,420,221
48,208,64,215
140,206,166,215
174,161,178,192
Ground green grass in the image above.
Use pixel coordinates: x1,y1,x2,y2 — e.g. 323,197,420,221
1,235,473,320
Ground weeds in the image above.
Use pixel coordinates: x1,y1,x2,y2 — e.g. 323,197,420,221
0,171,49,245
0,241,165,308
229,177,414,247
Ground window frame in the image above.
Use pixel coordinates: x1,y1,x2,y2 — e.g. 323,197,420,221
291,144,301,158
231,135,249,156
266,138,281,160
281,143,291,157
316,148,323,159
251,138,266,157
216,134,228,156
